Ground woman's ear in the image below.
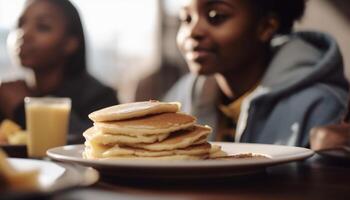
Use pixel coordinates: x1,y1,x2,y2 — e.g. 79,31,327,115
257,15,279,43
64,36,79,56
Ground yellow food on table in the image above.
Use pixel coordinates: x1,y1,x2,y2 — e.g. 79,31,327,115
0,120,27,145
0,149,39,191
8,131,28,145
0,120,21,138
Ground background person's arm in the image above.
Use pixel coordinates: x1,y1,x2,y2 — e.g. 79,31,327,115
310,98,350,151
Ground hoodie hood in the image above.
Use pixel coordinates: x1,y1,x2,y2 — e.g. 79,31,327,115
260,31,349,99
235,31,349,145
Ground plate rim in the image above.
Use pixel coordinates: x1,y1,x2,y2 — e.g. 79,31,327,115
47,142,314,169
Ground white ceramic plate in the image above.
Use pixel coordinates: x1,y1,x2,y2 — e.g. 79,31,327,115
47,142,314,179
7,158,99,192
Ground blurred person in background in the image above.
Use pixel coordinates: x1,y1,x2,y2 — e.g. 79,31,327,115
0,0,118,143
164,0,349,147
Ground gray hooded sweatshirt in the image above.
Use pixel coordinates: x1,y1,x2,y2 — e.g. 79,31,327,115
164,31,349,147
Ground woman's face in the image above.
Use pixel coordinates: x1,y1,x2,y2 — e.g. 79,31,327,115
16,0,70,71
177,0,265,75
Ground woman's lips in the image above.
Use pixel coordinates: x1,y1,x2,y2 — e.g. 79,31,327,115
185,49,215,62
19,46,33,58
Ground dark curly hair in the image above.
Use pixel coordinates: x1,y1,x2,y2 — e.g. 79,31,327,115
249,0,307,34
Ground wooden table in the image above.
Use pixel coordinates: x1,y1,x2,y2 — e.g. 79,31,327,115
51,154,350,200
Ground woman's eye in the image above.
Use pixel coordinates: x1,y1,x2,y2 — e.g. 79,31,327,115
179,13,192,24
37,24,52,32
18,19,24,28
207,10,227,25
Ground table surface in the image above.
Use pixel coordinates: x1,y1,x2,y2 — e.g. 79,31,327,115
2,151,350,200
46,154,350,200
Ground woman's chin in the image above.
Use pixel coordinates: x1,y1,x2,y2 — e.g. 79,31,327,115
19,60,36,69
188,63,215,75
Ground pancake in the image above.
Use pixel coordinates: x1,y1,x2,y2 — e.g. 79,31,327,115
208,145,228,158
83,101,228,161
83,142,211,160
94,112,196,136
173,142,212,156
83,151,206,160
128,125,211,151
89,100,181,122
83,127,170,145
84,141,129,158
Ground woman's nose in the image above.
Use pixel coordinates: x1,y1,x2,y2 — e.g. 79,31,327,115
188,17,205,40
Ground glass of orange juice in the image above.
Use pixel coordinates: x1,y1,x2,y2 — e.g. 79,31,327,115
25,97,71,158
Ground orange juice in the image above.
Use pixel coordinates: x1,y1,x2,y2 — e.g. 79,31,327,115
25,97,71,158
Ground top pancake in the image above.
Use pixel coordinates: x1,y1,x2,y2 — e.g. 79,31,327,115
89,100,181,122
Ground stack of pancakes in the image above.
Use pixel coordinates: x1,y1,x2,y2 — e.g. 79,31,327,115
83,100,227,160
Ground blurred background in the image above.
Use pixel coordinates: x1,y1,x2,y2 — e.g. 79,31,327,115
0,0,349,103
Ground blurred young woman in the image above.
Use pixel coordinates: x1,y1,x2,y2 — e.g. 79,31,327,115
0,0,118,142
164,0,349,146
